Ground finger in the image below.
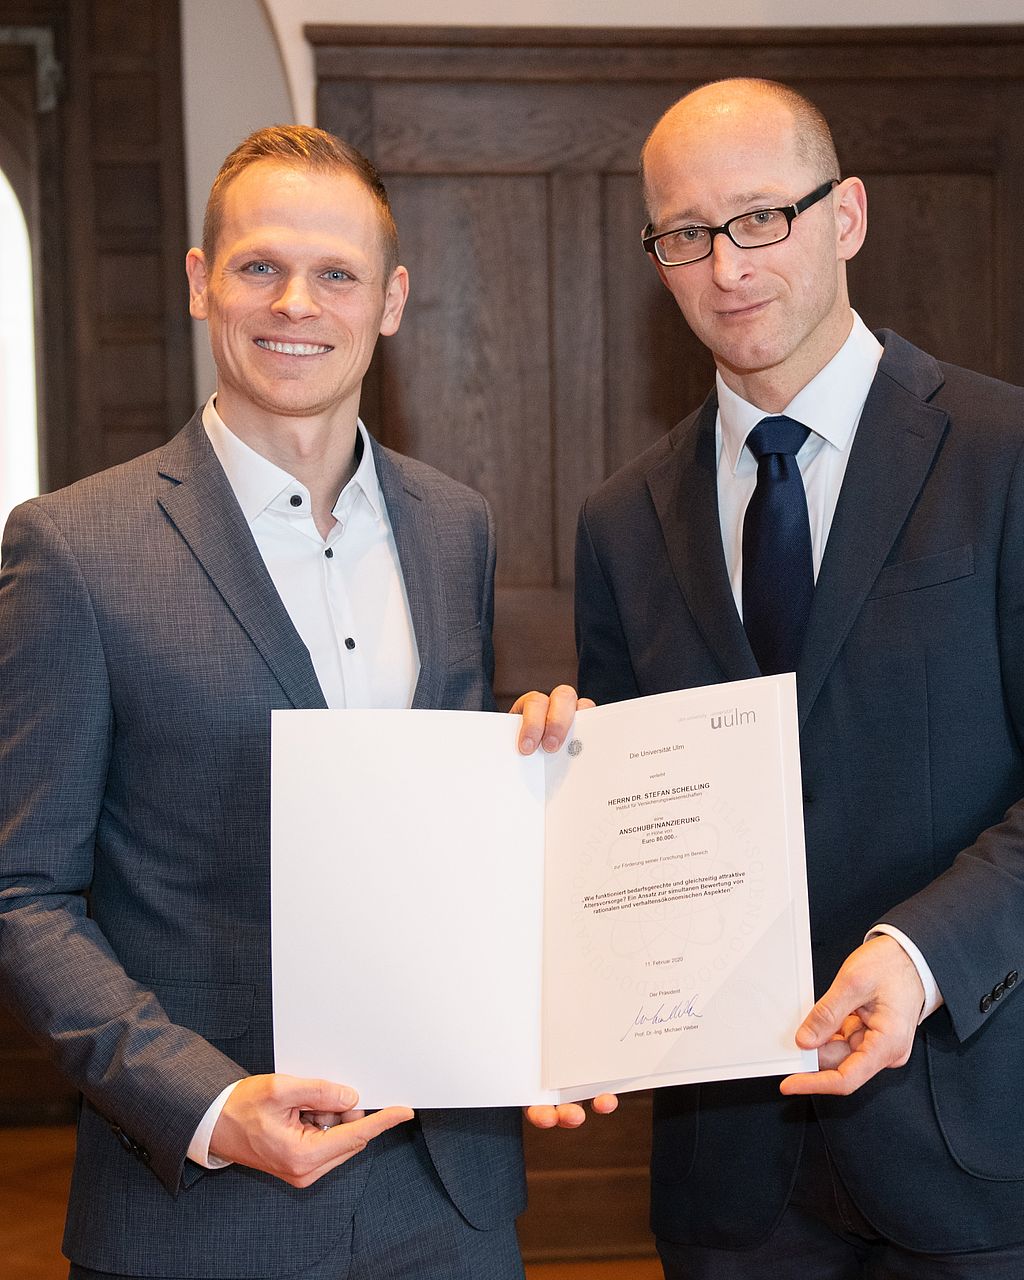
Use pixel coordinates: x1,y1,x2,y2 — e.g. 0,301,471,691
338,1108,367,1123
524,1104,560,1129
591,1092,619,1114
275,1075,360,1115
838,1013,865,1040
512,691,551,755
553,1104,587,1128
815,1039,853,1071
300,1109,344,1130
538,684,586,752
524,1103,585,1129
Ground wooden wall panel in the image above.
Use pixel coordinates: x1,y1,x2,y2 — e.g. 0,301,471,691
75,0,193,475
848,173,997,377
312,23,1024,1260
0,0,192,1123
383,174,554,586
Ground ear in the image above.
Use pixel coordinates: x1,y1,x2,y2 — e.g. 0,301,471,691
185,247,210,320
379,265,410,337
834,177,867,264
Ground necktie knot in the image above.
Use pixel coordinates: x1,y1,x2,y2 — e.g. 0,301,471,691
745,415,810,462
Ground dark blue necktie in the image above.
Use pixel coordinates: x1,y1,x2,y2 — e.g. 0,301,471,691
741,415,813,676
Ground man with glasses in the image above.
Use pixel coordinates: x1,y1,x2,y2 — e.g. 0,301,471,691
572,78,1024,1276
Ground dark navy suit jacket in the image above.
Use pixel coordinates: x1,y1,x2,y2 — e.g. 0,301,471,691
576,332,1024,1252
0,414,524,1274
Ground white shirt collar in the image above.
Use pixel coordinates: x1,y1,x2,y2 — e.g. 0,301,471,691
717,311,884,474
201,396,384,525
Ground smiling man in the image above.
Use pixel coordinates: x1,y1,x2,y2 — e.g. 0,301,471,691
0,126,561,1279
572,80,1024,1276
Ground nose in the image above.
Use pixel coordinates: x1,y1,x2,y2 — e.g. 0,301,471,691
271,273,320,321
709,232,752,291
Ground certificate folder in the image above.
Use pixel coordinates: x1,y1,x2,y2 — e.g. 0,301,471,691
271,675,816,1107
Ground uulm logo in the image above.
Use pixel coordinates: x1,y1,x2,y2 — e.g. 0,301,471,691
711,707,757,730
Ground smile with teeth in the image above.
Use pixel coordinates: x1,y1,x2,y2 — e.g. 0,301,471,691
255,339,333,356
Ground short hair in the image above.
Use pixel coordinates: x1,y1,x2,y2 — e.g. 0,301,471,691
641,79,840,212
202,125,400,279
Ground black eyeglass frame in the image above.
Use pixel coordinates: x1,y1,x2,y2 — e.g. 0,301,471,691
641,179,839,266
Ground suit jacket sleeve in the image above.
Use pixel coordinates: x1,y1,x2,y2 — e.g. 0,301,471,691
0,500,245,1193
879,432,1024,1043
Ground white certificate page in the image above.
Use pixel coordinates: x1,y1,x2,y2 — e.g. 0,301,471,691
270,676,816,1108
542,676,816,1093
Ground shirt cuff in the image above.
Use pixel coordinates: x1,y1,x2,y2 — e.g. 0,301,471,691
867,924,944,1022
187,1081,241,1169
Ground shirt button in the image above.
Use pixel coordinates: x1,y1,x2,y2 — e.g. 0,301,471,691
324,547,334,559
289,494,302,507
345,637,356,651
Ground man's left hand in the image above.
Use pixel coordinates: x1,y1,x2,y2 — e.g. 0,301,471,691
780,934,925,1097
524,1094,619,1129
511,685,594,755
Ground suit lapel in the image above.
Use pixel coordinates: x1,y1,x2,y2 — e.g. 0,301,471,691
797,334,949,727
373,440,448,710
156,414,327,710
647,393,761,683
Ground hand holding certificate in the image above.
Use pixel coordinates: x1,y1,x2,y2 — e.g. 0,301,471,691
270,675,816,1107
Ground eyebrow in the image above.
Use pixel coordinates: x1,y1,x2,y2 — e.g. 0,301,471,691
662,191,791,226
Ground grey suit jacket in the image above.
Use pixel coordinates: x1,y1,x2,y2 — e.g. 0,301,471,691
576,332,1024,1252
0,413,524,1275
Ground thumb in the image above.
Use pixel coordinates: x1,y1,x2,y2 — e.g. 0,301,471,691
796,988,848,1049
316,1107,415,1164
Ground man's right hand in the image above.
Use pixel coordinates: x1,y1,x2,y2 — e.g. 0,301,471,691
209,1073,413,1187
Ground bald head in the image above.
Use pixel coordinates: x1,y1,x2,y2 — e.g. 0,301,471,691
636,77,866,409
641,79,839,218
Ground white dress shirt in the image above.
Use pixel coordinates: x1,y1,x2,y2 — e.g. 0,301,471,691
188,397,420,1167
715,311,941,1022
202,397,419,711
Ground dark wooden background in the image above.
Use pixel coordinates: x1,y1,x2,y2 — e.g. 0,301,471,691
0,0,192,1121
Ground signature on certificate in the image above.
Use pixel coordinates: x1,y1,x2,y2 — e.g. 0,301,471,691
621,994,703,1041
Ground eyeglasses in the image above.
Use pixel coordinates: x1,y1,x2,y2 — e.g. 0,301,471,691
641,179,839,267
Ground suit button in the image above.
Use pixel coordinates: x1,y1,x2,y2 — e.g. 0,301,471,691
980,993,993,1014
993,982,1007,1001
1007,971,1019,989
